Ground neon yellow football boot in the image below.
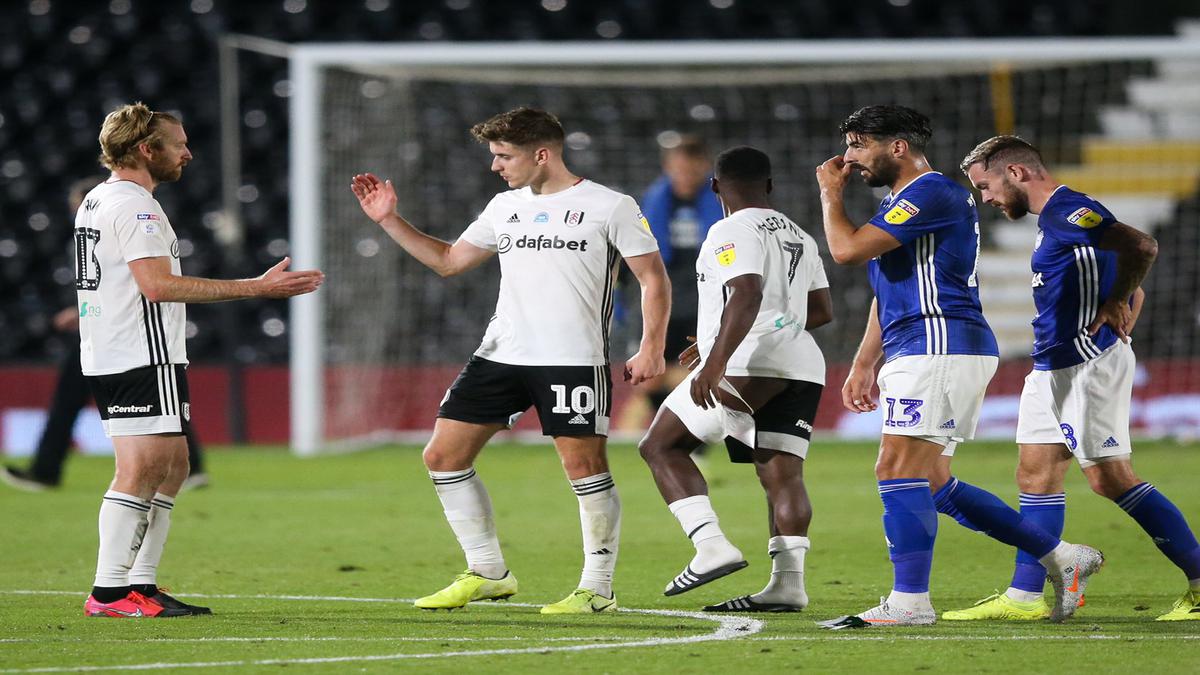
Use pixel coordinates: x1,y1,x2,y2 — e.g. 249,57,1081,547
942,592,1049,621
540,588,617,614
1155,589,1200,621
414,570,518,610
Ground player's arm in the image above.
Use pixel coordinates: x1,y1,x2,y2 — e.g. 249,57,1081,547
806,287,834,329
623,251,670,386
692,274,762,409
815,157,903,265
842,297,882,413
1090,221,1158,339
351,173,494,277
129,256,324,303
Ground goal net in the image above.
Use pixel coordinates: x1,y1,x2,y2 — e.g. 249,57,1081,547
285,39,1200,454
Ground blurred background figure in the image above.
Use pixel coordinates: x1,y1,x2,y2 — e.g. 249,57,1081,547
619,136,724,431
1,176,208,493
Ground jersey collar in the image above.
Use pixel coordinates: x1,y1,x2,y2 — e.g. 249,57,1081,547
885,170,939,203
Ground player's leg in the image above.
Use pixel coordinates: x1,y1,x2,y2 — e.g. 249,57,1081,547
1083,456,1200,620
539,434,620,613
943,443,1072,621
640,372,787,596
87,433,179,617
706,379,820,613
415,357,524,610
3,338,88,491
123,367,207,614
533,364,620,613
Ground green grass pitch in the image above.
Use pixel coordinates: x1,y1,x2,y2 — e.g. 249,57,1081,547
2,440,1199,673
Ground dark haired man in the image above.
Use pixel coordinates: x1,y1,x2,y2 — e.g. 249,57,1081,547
951,135,1199,622
352,107,670,614
638,146,832,612
814,106,1100,628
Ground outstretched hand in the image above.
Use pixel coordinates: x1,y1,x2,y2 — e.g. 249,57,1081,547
256,257,324,298
351,173,399,224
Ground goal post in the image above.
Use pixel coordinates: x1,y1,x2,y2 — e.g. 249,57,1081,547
284,37,1200,455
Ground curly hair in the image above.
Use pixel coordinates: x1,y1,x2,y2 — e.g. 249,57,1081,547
838,105,933,151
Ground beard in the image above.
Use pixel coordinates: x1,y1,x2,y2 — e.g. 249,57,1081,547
857,158,900,188
996,182,1031,219
147,153,184,183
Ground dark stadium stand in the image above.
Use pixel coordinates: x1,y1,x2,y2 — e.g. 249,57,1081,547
0,0,1196,366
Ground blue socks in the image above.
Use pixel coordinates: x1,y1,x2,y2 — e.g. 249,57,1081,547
879,479,938,593
1009,492,1066,594
933,478,1060,559
1117,483,1200,581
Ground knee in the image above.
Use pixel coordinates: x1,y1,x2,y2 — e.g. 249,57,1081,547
422,444,466,472
637,434,667,464
1087,471,1139,501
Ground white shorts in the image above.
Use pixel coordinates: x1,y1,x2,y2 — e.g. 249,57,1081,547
1016,340,1134,467
662,370,764,457
877,354,998,455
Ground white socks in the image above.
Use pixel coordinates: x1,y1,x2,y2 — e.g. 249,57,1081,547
94,490,150,587
1005,587,1044,603
887,589,932,610
752,535,809,608
1038,541,1075,575
129,493,175,586
668,495,743,574
572,473,621,599
430,468,507,580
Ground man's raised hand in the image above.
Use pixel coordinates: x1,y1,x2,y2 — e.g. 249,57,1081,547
351,173,399,224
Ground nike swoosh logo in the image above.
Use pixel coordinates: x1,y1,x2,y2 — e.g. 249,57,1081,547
1067,567,1080,593
108,607,144,617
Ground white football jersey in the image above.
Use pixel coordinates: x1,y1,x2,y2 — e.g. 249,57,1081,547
458,179,660,366
75,180,187,375
695,207,828,383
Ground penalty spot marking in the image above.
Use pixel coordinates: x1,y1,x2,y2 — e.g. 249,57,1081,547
0,590,763,673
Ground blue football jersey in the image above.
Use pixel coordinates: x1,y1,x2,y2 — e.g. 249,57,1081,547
1030,186,1120,370
867,172,998,361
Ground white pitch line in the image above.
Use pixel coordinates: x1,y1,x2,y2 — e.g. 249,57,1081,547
0,636,625,644
0,591,763,673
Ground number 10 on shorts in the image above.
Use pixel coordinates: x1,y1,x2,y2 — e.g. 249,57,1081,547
551,384,596,414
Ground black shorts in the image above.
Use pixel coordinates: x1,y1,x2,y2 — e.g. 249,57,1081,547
664,317,697,362
88,364,191,437
437,356,613,437
725,379,823,463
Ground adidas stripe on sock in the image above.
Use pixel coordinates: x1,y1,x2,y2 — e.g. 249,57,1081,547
572,472,620,598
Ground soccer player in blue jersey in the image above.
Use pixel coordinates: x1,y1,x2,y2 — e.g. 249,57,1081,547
949,135,1200,622
813,106,1102,628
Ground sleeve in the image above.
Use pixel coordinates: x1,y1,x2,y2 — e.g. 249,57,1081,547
708,221,764,284
808,243,830,291
456,197,499,251
606,194,661,258
114,197,173,262
1040,194,1116,246
868,181,961,245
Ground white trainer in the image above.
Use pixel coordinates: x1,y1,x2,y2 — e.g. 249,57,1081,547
1047,544,1104,622
818,597,936,629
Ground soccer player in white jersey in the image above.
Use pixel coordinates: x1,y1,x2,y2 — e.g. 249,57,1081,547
814,106,1101,628
638,146,833,612
948,135,1200,622
351,108,669,614
79,103,324,618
